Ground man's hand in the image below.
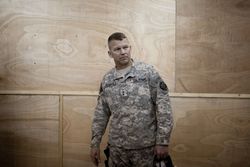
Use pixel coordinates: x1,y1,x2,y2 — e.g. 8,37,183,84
154,145,169,159
90,147,100,166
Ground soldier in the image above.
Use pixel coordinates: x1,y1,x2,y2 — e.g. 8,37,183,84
90,32,173,167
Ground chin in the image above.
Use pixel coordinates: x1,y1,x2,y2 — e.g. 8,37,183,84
120,60,130,65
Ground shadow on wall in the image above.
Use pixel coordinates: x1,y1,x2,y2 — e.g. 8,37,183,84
0,130,59,167
0,131,17,166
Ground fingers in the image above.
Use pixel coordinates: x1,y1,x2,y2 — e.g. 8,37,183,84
90,148,100,166
156,153,168,160
91,155,99,166
94,157,99,166
155,151,167,159
154,145,169,160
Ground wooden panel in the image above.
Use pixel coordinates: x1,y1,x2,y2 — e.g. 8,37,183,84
176,0,250,93
0,95,59,167
0,0,175,92
63,96,108,167
63,95,250,167
171,97,250,167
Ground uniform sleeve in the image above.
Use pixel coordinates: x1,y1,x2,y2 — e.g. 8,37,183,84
90,84,111,148
149,66,174,146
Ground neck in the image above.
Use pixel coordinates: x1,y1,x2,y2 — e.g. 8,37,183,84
116,60,132,70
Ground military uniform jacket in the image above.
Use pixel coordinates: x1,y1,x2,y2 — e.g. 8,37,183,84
91,61,173,149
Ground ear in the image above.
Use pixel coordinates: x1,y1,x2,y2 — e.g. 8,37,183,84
108,51,113,58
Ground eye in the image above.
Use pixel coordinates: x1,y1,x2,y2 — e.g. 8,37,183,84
114,48,121,52
123,46,129,49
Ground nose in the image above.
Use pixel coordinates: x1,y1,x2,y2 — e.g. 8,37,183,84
120,48,126,54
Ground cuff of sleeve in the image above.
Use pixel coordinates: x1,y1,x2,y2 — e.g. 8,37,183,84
90,143,100,149
156,137,170,146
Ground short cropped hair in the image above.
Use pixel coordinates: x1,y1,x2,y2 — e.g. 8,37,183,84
108,32,127,43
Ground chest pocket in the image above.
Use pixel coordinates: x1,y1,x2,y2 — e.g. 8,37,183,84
103,74,151,110
125,74,150,96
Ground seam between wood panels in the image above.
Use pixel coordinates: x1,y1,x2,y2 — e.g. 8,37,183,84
0,90,250,99
59,94,63,167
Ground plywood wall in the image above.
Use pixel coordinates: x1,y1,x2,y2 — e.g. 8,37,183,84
62,95,250,167
0,95,59,167
63,96,108,167
1,0,250,167
0,0,175,92
176,0,250,93
171,97,250,167
0,0,175,166
1,94,249,167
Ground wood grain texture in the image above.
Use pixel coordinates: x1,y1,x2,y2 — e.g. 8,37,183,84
0,0,175,92
63,96,108,167
0,95,60,167
63,95,250,167
171,97,250,167
176,0,250,93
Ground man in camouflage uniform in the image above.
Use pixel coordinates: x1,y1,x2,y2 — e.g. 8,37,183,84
90,32,173,167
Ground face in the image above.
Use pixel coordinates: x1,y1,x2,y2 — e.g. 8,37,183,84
108,38,132,69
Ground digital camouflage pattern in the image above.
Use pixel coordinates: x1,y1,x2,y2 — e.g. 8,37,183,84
91,61,173,149
108,145,155,167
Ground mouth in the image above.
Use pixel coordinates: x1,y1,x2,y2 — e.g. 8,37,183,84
119,56,128,60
